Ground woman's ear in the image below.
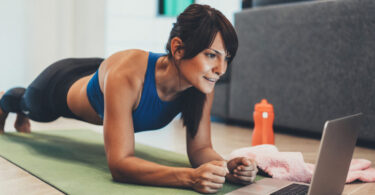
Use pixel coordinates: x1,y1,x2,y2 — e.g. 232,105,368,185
170,37,184,60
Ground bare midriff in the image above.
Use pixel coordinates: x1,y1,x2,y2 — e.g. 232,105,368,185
67,73,103,125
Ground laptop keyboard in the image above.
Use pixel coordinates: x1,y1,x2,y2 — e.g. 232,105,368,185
270,183,309,195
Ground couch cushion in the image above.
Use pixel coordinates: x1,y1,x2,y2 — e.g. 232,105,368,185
229,0,375,142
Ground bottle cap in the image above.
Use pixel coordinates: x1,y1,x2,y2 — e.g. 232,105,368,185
254,99,274,113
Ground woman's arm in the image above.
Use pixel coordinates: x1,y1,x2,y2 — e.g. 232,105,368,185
186,90,225,167
102,58,227,193
103,67,192,186
186,90,258,185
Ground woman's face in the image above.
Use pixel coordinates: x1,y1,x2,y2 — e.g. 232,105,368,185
179,32,229,94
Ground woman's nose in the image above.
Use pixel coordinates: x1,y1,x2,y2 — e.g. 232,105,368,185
214,61,227,76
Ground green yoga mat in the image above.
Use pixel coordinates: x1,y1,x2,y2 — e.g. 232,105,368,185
0,130,264,194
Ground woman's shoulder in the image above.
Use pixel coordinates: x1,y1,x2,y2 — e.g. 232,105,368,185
99,49,149,100
106,49,149,67
98,50,148,112
105,49,149,77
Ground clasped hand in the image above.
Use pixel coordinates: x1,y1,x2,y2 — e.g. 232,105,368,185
191,157,257,193
226,157,258,185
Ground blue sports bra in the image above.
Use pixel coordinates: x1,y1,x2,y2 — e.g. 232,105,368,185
86,52,181,132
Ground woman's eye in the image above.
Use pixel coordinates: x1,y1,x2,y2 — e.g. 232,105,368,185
206,53,216,59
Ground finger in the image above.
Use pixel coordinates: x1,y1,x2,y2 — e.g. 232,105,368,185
238,169,258,176
208,174,226,184
210,160,229,173
204,181,224,190
241,158,252,166
238,162,258,171
209,166,228,177
233,174,255,184
247,174,257,183
209,161,229,176
228,157,248,173
237,172,257,183
200,186,219,194
250,174,257,183
234,169,255,177
235,171,257,180
205,189,219,194
234,174,252,181
236,165,254,171
230,157,244,165
202,186,219,194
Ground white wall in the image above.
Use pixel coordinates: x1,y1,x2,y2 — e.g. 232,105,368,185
23,0,75,85
0,0,27,89
105,0,241,56
0,0,106,90
0,0,240,91
75,0,106,57
106,0,174,56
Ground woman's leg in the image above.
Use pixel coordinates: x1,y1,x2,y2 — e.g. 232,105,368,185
0,88,32,133
0,58,103,133
0,91,9,133
0,86,50,133
14,113,31,133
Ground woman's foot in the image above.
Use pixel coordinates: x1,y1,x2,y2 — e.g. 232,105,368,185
0,91,9,133
14,113,31,133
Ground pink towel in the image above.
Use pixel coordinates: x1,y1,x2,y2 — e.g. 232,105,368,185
228,144,375,183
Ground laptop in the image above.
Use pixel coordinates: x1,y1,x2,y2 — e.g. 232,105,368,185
227,113,363,195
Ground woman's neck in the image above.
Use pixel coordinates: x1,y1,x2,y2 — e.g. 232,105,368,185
154,56,191,101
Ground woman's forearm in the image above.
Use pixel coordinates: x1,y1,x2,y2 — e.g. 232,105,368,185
188,147,225,168
110,156,193,188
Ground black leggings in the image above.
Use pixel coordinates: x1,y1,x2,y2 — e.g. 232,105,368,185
0,58,104,122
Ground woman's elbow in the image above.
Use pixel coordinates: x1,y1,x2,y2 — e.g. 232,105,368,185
110,170,123,182
108,159,133,183
108,163,122,181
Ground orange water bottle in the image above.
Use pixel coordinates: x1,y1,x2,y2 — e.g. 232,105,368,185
251,99,275,146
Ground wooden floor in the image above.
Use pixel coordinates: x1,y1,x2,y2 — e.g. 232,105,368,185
0,114,374,194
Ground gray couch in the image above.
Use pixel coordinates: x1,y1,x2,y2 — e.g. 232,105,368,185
212,0,375,145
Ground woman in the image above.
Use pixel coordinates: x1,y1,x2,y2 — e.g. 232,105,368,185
0,4,258,193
